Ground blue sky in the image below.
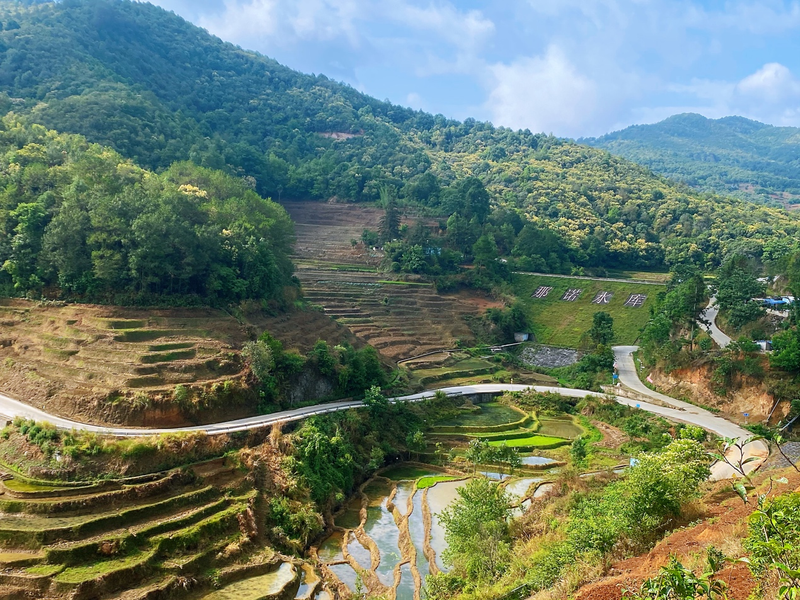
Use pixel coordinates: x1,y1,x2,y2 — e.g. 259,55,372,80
149,0,800,137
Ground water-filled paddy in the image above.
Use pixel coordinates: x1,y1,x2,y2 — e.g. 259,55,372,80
365,499,401,585
427,479,467,571
346,532,372,570
199,562,295,599
327,563,358,592
334,497,362,529
520,455,557,466
396,563,415,600
317,531,343,563
504,478,541,500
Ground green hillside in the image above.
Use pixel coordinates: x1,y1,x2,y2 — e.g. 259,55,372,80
0,118,295,304
585,113,800,206
513,274,663,347
0,0,798,271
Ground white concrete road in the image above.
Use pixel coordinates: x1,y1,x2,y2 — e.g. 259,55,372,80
700,297,733,348
0,347,768,478
614,346,768,479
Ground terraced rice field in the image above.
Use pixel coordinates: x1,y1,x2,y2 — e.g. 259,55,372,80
0,459,332,600
0,300,244,391
317,465,552,596
298,268,482,362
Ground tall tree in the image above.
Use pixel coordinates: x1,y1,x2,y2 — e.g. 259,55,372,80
378,186,401,243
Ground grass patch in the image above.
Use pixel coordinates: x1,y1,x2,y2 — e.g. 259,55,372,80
487,435,569,449
377,280,432,286
147,342,195,352
53,550,152,583
513,274,665,347
437,402,525,428
381,465,442,481
101,319,147,330
416,476,458,489
25,563,63,576
139,349,196,364
42,347,78,360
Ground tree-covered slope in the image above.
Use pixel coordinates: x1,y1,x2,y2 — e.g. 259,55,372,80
0,117,295,303
585,113,800,206
0,0,798,269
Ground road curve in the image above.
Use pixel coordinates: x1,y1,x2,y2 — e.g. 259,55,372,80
0,348,767,478
700,297,732,348
614,346,768,479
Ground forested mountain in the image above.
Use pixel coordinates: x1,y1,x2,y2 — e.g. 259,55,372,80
585,113,800,206
0,117,295,303
0,0,798,271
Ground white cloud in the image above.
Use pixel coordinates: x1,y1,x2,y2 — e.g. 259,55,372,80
484,47,598,137
737,62,800,103
664,63,800,127
197,0,362,47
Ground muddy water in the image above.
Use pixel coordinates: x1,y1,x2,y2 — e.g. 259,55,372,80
199,562,296,599
504,478,541,501
426,479,467,572
317,531,344,563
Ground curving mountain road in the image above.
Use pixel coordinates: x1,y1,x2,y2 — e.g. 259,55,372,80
0,347,767,478
613,346,767,479
700,297,733,348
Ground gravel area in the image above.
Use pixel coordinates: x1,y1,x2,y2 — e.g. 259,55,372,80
763,441,800,471
520,345,580,369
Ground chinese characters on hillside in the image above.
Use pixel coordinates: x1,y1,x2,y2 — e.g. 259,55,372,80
530,286,648,308
531,286,553,299
592,291,613,304
624,294,647,308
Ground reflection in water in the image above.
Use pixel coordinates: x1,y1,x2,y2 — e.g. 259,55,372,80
317,532,343,563
392,480,414,516
295,564,316,599
199,563,295,600
479,470,511,480
427,480,467,572
396,562,415,600
335,497,362,529
534,483,556,498
520,455,557,466
346,532,372,570
328,563,358,592
365,497,402,585
409,489,430,582
504,478,541,501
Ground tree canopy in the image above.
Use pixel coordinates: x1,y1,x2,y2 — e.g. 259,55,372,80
0,118,295,304
0,0,798,271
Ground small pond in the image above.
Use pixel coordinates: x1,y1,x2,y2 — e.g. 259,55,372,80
520,455,557,466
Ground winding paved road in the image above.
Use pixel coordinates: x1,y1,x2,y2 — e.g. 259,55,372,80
700,297,733,348
0,347,767,478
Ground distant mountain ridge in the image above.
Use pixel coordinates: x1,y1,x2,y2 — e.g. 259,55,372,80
0,0,798,271
584,113,800,206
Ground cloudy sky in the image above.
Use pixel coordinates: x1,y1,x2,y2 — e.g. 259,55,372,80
148,0,800,138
